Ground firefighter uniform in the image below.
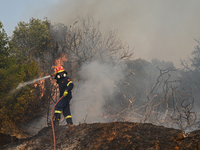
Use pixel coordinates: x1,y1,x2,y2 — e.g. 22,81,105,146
54,66,74,125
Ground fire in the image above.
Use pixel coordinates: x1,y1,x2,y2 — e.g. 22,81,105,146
123,94,126,99
51,54,68,99
34,72,46,98
100,114,114,119
33,54,68,100
51,54,68,71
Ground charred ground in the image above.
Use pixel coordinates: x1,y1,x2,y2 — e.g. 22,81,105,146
1,122,200,150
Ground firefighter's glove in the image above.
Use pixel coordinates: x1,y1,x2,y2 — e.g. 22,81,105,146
63,90,68,97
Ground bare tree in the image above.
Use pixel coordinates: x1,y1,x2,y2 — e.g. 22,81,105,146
63,17,133,80
103,66,197,131
41,17,134,126
142,67,196,130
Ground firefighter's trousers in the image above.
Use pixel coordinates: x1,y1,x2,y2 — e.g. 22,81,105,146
54,94,73,124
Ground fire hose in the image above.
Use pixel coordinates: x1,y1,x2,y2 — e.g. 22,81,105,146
51,96,64,150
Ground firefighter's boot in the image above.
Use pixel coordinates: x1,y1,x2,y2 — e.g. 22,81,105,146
66,123,75,128
54,116,60,127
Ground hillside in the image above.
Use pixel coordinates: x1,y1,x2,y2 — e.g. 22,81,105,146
1,122,200,150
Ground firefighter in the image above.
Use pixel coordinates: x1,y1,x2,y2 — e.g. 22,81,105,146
53,66,74,126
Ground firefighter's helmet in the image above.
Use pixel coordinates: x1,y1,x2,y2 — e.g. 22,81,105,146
54,66,68,79
56,66,65,73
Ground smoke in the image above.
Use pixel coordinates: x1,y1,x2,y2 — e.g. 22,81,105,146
46,0,200,67
72,61,126,124
14,0,200,132
21,116,48,135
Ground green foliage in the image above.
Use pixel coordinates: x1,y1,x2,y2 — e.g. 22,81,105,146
4,87,38,123
0,56,39,96
0,60,39,133
110,58,176,109
181,40,200,72
181,40,200,94
0,21,42,134
126,58,150,78
191,44,200,70
123,59,153,103
0,21,10,58
11,18,52,62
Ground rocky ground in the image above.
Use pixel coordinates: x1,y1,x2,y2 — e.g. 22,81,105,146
1,122,200,150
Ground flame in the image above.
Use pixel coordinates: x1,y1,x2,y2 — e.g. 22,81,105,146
123,94,126,99
51,54,68,72
101,113,114,119
103,115,108,119
50,54,68,99
33,54,68,101
34,72,46,98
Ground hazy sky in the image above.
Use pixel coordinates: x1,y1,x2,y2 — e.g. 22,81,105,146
1,0,200,67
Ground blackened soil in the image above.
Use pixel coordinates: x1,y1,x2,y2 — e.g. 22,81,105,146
0,133,18,146
2,122,200,150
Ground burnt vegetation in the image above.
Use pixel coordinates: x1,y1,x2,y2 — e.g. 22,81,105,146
2,122,200,150
1,17,200,149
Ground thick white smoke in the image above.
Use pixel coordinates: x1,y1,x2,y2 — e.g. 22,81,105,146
72,61,126,124
46,0,200,67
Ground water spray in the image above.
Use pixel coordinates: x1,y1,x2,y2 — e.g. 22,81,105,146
11,74,54,93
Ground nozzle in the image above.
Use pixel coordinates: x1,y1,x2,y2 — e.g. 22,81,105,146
51,72,57,77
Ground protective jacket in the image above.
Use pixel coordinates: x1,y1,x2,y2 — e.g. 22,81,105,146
57,76,74,97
